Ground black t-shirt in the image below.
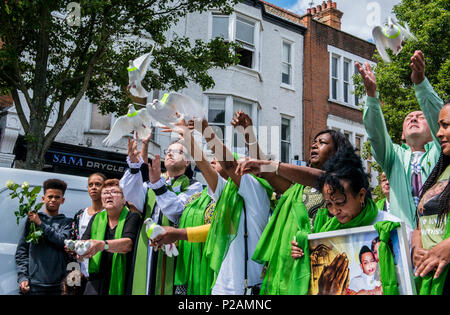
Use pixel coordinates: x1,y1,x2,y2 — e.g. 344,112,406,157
82,210,141,295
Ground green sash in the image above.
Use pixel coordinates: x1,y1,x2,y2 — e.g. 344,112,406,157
131,188,156,295
201,176,273,294
416,215,449,295
374,221,401,295
252,184,307,295
375,198,386,211
291,198,378,294
175,188,212,294
132,175,190,295
88,207,129,295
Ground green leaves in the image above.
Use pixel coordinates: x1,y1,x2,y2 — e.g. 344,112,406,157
5,182,43,243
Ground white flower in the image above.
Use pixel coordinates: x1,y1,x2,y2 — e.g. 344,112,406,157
5,180,15,189
21,181,30,189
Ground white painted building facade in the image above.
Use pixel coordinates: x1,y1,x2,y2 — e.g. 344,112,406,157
0,1,306,176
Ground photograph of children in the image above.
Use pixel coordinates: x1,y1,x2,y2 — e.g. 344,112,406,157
308,227,407,295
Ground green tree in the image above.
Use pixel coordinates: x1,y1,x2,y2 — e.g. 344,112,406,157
355,0,449,144
0,0,240,170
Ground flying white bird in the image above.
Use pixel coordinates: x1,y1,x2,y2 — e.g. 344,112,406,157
128,51,154,98
145,93,182,128
103,104,153,147
372,17,417,63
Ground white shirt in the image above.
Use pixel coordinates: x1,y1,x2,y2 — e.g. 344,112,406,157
349,272,381,292
208,174,270,295
78,208,93,277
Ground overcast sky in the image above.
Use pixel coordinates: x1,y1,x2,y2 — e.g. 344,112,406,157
267,0,401,41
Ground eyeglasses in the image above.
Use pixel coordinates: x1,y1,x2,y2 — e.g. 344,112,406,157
164,149,185,155
101,190,123,197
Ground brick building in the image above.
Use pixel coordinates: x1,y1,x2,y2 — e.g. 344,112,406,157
299,0,376,164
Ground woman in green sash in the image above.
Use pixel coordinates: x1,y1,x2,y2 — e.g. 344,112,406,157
236,129,353,294
412,101,450,295
80,179,141,295
288,149,406,295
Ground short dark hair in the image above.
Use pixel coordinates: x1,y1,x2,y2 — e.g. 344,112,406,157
317,149,372,202
444,98,450,106
43,179,67,195
359,245,373,264
61,270,87,295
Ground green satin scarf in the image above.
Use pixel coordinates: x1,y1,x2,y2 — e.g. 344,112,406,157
291,198,378,294
374,221,400,295
131,174,190,295
252,184,307,295
201,175,273,294
89,207,129,295
175,188,212,294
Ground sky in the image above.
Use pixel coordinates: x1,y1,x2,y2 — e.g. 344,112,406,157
267,0,401,41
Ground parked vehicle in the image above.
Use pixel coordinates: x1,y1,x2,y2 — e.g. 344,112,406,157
0,167,88,294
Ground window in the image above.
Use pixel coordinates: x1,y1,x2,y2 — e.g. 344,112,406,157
343,59,350,103
281,117,291,163
331,55,339,100
281,41,292,85
90,103,111,130
233,99,253,154
208,97,226,141
354,64,360,106
210,12,260,70
355,134,362,157
207,95,258,154
212,14,229,40
328,45,375,107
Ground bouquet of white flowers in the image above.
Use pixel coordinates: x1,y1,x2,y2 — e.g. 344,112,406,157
5,180,44,244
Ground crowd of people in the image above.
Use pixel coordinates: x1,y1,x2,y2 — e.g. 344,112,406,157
14,50,449,295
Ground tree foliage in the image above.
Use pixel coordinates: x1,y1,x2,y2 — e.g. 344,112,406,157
0,0,241,169
356,0,449,144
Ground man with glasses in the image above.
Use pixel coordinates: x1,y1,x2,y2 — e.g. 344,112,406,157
120,139,203,295
15,179,73,295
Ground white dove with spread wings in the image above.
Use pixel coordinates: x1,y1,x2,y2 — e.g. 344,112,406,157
372,17,417,63
103,104,153,147
128,51,153,98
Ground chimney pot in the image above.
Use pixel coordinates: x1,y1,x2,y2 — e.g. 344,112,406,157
332,2,337,8
312,7,316,14
317,5,322,12
307,8,311,15
323,1,327,8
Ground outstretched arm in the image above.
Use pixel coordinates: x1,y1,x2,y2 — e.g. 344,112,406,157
357,61,396,175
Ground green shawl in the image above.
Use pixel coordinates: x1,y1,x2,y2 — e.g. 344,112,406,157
291,198,378,294
175,188,213,294
200,176,272,294
131,174,190,295
416,215,450,295
252,183,307,295
374,221,401,295
88,207,129,295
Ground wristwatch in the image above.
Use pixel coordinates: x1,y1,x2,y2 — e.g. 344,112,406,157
103,240,109,252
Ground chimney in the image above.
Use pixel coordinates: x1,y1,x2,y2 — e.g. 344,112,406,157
311,0,343,30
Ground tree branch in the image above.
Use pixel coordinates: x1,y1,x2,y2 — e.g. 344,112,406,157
10,88,30,133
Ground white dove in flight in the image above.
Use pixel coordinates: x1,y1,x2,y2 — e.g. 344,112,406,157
372,17,417,63
128,51,153,98
145,93,182,128
103,104,153,147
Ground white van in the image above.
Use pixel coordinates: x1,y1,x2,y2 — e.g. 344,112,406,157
0,167,89,294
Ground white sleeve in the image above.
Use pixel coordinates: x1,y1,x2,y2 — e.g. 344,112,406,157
238,174,270,217
119,160,147,213
154,181,204,225
207,174,227,202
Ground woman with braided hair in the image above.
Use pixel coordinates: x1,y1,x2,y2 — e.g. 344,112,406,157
413,99,450,295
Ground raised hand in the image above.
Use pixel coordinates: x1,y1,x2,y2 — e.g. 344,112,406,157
231,110,253,132
317,253,349,295
149,154,162,184
355,62,377,98
127,137,141,163
410,50,426,85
